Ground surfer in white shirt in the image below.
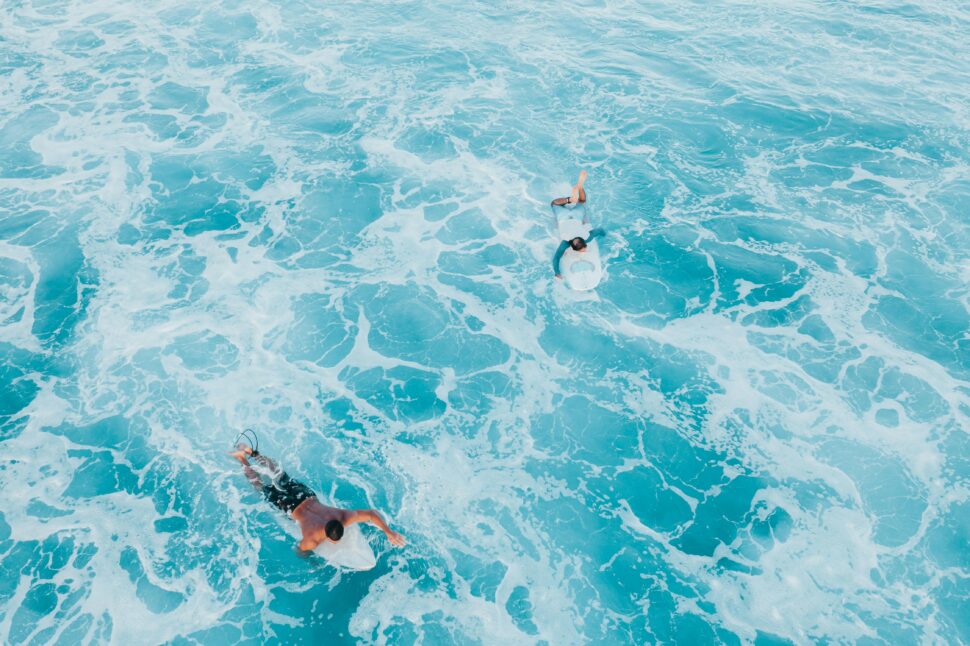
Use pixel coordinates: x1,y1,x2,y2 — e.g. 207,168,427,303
550,170,604,278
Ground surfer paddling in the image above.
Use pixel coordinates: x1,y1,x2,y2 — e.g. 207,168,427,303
550,170,605,278
230,442,406,552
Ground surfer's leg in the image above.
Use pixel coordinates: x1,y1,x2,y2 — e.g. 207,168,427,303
571,170,587,204
241,465,262,490
230,446,264,491
252,452,282,477
235,443,282,475
553,171,588,206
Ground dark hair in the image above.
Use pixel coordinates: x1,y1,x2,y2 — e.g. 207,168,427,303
570,237,587,251
325,520,344,542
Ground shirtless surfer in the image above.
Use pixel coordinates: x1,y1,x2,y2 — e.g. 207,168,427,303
230,443,406,552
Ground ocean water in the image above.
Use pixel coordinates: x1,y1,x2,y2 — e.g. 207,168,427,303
1,0,968,643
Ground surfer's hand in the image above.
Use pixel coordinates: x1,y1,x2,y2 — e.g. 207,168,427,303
387,530,406,547
555,274,562,280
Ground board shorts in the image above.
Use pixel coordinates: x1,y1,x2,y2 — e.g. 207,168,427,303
264,472,316,513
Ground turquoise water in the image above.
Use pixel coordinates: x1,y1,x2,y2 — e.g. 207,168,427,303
1,0,969,643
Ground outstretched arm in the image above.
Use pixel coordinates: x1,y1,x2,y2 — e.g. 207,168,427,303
349,509,406,546
552,240,569,277
587,227,605,243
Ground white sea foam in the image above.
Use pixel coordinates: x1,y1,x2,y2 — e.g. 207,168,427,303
1,0,967,643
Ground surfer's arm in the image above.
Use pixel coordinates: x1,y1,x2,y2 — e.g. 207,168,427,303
298,527,323,552
587,227,605,242
351,509,407,547
552,241,569,277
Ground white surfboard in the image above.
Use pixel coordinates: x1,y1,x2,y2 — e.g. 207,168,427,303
556,213,603,291
559,239,602,291
285,519,378,570
313,524,377,570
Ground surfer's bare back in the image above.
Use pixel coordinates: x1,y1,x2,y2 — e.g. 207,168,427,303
230,443,406,552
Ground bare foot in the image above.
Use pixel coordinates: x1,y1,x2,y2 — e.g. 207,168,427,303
229,443,254,464
570,170,587,204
